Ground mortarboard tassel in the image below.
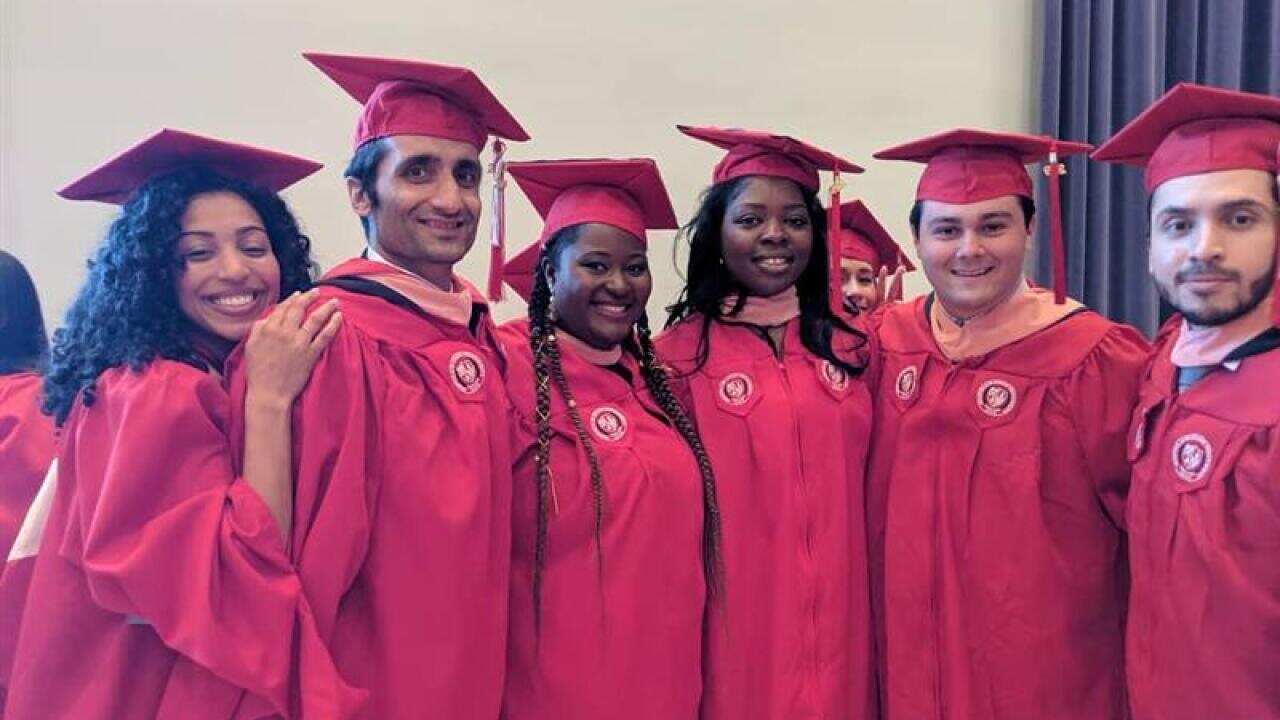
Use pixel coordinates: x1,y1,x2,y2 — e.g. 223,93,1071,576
827,169,847,318
487,138,508,301
1043,141,1068,305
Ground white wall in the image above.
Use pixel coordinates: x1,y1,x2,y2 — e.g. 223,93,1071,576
1,0,1035,328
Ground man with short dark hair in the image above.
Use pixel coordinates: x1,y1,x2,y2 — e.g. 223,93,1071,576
1093,82,1280,720
227,52,529,719
866,129,1150,720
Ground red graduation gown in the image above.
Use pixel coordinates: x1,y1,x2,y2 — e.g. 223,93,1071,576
1126,320,1280,720
497,319,705,720
655,316,877,720
0,372,54,559
867,296,1149,720
227,258,514,719
1,360,354,720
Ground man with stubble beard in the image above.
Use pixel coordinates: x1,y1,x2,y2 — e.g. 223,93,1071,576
226,52,529,719
1093,82,1280,720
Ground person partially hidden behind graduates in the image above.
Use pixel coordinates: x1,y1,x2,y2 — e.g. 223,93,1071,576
496,158,721,719
0,251,55,561
658,126,878,720
0,129,359,720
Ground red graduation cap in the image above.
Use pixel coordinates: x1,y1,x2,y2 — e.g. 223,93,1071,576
502,158,678,302
1093,82,1280,325
874,128,1093,304
679,124,864,318
1091,83,1280,192
678,125,863,192
304,52,531,301
303,52,530,151
837,200,916,301
57,129,322,205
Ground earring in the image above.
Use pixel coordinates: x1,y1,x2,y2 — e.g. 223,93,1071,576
547,291,557,324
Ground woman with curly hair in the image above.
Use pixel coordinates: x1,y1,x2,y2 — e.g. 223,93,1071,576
657,127,877,720
496,158,720,719
1,130,361,720
0,251,55,560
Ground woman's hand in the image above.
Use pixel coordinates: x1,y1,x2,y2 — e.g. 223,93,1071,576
243,289,342,410
875,266,907,306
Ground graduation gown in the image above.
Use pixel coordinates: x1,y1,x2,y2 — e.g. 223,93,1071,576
866,296,1149,720
226,258,514,719
497,319,705,720
1,360,355,720
655,316,877,720
1126,320,1280,720
0,373,54,559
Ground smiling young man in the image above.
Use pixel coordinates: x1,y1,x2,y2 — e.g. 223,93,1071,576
865,129,1151,720
1092,83,1280,720
225,53,529,719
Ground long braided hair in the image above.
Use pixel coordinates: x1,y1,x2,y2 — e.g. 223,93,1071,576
527,225,723,627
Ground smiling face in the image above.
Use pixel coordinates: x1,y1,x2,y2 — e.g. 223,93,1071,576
174,191,281,353
913,194,1030,319
840,257,878,312
549,222,652,350
719,176,814,297
1148,168,1277,328
349,134,483,288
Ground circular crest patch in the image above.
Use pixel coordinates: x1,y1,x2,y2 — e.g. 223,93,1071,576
718,372,754,407
821,361,849,392
895,366,919,401
449,350,486,395
1171,433,1213,483
589,406,628,442
975,379,1017,418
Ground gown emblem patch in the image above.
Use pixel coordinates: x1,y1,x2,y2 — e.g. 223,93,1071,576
975,379,1017,418
895,365,919,401
718,372,754,406
589,406,628,442
449,350,486,394
1171,433,1213,483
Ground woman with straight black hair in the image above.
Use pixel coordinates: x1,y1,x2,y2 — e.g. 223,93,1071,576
0,250,54,561
658,126,877,720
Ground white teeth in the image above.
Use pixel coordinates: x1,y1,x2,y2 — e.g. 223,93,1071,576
757,258,790,269
211,294,255,307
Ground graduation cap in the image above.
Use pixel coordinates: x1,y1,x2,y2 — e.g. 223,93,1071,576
304,52,531,301
502,158,678,302
837,200,915,301
303,51,529,151
678,124,864,318
1093,82,1280,325
874,128,1094,304
58,128,322,205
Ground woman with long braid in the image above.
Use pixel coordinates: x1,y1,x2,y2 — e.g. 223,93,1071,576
657,127,877,720
496,158,720,719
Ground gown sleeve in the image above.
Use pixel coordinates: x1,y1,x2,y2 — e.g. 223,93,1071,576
1060,324,1152,528
64,362,362,718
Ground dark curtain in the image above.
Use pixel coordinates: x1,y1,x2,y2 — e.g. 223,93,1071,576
1035,0,1280,336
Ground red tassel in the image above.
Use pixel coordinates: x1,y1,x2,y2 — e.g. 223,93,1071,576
1044,142,1068,305
828,170,846,318
486,138,508,302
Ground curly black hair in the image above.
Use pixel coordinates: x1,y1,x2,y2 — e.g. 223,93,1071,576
0,250,49,375
664,175,867,376
43,166,317,425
